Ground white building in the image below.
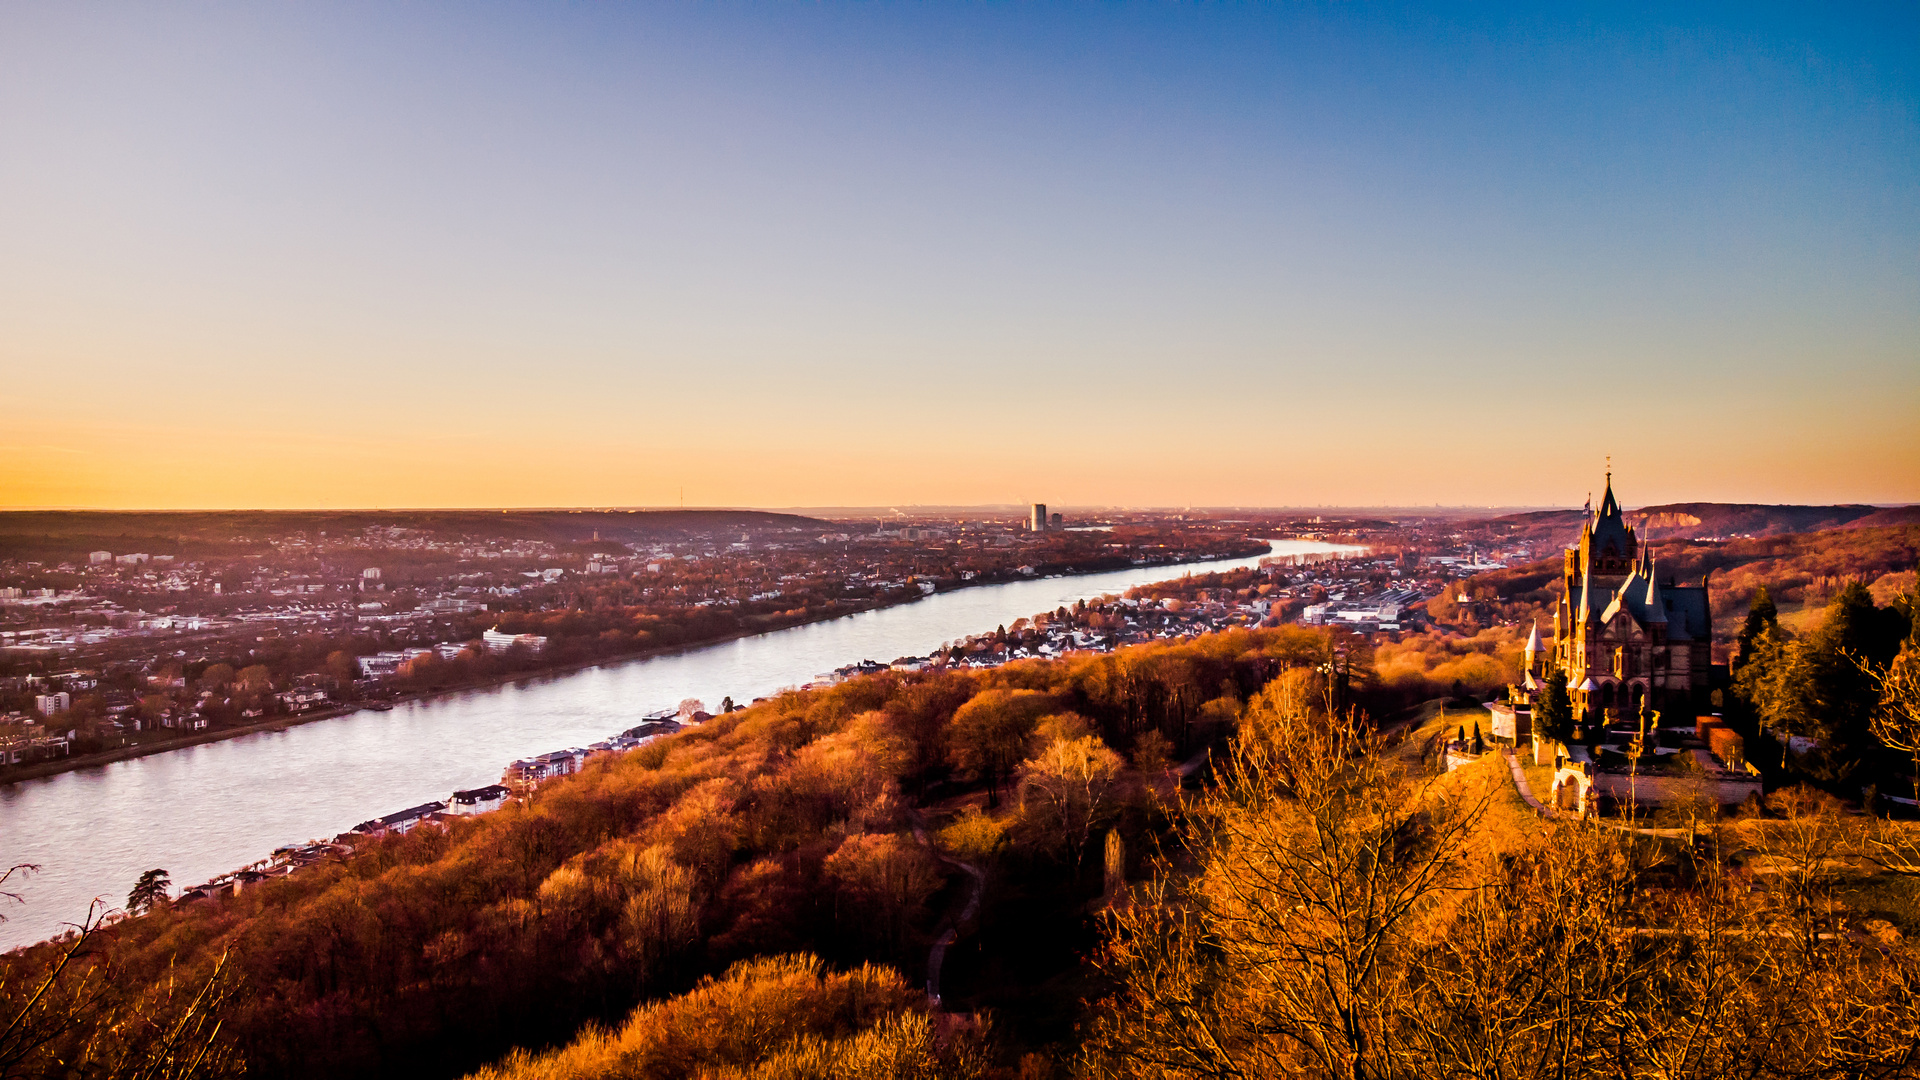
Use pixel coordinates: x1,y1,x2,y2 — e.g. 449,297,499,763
503,749,583,789
354,800,447,837
447,784,511,815
483,628,548,655
89,551,112,564
34,691,70,715
356,650,429,677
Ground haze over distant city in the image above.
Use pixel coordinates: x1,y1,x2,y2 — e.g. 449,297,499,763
2,3,1916,509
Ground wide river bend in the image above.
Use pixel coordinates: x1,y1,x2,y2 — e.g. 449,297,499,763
0,539,1361,950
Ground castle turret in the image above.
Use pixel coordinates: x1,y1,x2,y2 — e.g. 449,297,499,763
1643,559,1666,624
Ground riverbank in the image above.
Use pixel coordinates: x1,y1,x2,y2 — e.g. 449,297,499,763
2,604,870,787
2,547,1269,787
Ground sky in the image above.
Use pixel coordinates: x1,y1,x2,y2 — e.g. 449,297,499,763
1,2,1916,511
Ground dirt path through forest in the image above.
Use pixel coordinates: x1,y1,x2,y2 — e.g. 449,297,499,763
911,817,986,1006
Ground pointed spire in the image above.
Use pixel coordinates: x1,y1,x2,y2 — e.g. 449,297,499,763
1644,558,1667,622
1597,475,1621,521
1525,621,1542,658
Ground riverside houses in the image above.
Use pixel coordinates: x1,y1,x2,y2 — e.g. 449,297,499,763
353,800,448,837
448,784,511,815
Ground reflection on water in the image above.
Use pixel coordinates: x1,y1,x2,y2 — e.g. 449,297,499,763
0,539,1362,950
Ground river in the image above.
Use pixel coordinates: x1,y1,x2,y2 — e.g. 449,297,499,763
0,539,1362,950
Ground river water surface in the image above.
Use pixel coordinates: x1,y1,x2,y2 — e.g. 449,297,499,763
0,539,1362,950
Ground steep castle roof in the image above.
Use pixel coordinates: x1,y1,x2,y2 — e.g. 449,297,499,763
1586,476,1635,559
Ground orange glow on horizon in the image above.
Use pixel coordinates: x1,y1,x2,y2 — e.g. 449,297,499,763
6,410,1917,512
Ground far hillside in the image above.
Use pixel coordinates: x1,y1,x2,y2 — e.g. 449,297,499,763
0,509,832,561
1485,502,1918,547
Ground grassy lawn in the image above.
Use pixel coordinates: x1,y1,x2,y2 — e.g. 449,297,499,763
1389,697,1492,767
1425,747,1557,857
1521,758,1559,807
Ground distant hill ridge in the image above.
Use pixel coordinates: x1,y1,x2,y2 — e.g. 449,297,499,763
1492,502,1920,545
0,508,834,560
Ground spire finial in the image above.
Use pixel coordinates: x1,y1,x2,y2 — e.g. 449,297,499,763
1605,454,1611,484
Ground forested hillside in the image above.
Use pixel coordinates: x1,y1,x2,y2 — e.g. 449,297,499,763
1486,502,1917,547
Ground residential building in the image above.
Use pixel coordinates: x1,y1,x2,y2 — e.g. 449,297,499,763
447,784,511,814
503,749,583,789
353,800,448,837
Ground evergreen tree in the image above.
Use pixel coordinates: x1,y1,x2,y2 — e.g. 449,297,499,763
1779,582,1908,780
1538,669,1574,742
1732,589,1792,728
127,868,170,914
1735,586,1779,670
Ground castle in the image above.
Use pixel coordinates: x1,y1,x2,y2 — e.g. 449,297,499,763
1534,474,1714,727
1454,474,1762,814
1503,475,1761,815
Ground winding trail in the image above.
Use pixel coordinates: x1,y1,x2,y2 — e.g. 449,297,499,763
910,818,987,1006
1503,749,1558,818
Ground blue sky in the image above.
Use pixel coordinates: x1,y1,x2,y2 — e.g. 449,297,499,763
2,3,1915,508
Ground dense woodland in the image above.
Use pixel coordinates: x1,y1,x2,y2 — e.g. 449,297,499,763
1,628,1333,1078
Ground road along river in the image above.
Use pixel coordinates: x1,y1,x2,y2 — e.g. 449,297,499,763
0,539,1363,950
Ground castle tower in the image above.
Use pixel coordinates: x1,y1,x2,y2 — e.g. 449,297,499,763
1549,471,1713,735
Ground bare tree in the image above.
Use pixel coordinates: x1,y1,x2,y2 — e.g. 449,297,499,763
1859,644,1920,808
0,878,243,1079
1085,677,1490,1080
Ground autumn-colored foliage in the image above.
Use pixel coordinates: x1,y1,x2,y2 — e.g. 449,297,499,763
463,953,984,1080
0,628,1324,1079
1371,624,1525,705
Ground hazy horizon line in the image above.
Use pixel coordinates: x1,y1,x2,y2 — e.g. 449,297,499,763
3,500,1912,516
